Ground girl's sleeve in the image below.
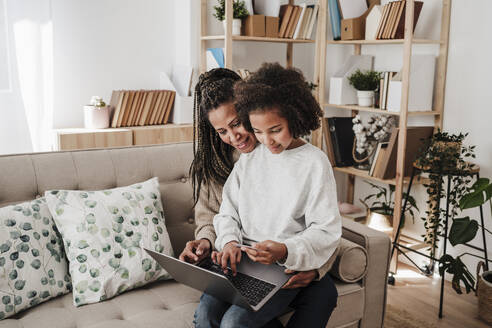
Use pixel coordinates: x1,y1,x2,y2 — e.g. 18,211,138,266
282,156,342,271
213,164,243,251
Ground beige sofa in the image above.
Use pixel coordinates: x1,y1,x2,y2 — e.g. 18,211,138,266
0,143,391,328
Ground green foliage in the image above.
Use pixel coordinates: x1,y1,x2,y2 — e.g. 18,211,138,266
347,69,382,91
359,181,419,224
439,254,475,294
213,0,249,21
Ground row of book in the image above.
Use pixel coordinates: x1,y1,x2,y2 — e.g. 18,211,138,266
278,3,319,40
324,117,434,180
375,1,423,40
110,90,175,128
378,71,398,110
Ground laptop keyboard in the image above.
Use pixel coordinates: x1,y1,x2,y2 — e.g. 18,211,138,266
199,258,276,306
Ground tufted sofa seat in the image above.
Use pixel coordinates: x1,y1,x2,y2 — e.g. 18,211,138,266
0,143,391,328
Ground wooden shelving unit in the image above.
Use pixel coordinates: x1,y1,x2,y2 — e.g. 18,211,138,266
315,0,452,269
199,0,326,76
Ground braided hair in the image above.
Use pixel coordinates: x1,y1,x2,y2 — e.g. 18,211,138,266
190,68,242,205
234,62,322,138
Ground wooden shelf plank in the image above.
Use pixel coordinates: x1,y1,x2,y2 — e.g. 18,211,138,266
326,39,442,45
333,166,428,185
201,35,315,43
323,104,441,116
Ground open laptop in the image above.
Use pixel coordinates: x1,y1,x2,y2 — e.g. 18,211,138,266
145,248,291,312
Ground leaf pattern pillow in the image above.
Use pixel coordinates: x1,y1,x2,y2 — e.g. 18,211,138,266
0,198,71,320
45,177,173,307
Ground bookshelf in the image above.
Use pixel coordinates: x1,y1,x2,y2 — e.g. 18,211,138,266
199,0,326,74
315,0,451,269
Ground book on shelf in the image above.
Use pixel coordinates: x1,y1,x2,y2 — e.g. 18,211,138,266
299,6,313,40
328,0,341,40
305,4,319,40
293,3,307,39
369,141,389,177
323,118,336,167
286,5,301,38
278,5,294,38
327,117,355,167
375,126,434,180
378,71,398,110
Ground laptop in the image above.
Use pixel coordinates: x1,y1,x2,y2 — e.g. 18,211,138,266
145,248,291,311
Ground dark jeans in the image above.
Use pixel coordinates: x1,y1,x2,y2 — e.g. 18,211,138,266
194,272,338,328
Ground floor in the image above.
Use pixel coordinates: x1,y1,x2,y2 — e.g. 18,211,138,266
386,263,489,328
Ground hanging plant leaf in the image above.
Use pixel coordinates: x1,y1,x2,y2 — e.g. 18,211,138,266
459,178,492,210
448,217,478,246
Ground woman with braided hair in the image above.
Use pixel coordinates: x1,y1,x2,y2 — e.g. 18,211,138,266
179,66,338,328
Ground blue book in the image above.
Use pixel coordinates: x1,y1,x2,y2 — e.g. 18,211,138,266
328,0,341,40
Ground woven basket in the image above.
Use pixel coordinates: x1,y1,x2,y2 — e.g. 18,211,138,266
476,261,492,325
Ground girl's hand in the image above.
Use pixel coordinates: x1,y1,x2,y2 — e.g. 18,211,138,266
243,240,287,265
178,239,211,263
212,241,242,275
282,269,318,289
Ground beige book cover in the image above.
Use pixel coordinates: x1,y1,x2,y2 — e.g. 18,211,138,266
138,91,154,126
163,91,176,124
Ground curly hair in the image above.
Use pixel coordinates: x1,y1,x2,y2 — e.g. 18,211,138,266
189,68,242,205
234,62,322,138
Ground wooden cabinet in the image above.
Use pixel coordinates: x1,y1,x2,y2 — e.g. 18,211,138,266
53,124,193,151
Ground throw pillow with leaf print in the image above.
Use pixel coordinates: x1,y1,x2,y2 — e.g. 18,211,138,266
0,198,71,320
45,177,173,307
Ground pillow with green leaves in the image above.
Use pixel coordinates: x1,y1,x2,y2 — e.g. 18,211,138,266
0,198,71,320
45,177,173,307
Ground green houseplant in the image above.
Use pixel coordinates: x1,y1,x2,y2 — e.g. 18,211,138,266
359,181,419,232
414,130,476,270
347,69,382,107
213,0,249,36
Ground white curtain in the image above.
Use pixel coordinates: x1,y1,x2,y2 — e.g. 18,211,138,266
0,0,53,154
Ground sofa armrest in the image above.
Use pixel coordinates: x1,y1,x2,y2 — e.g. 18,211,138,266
341,218,391,328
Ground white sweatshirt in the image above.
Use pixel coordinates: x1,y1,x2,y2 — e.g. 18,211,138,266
213,143,341,271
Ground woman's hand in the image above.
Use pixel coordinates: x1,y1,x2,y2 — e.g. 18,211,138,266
178,239,211,263
212,241,242,275
282,269,318,289
242,240,287,265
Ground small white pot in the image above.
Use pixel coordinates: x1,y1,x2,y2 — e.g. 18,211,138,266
84,105,110,129
223,19,242,36
357,90,375,107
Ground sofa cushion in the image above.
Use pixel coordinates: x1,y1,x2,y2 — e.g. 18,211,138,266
45,178,173,307
0,198,71,320
2,278,364,328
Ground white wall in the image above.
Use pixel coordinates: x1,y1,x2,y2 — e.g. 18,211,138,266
51,0,175,128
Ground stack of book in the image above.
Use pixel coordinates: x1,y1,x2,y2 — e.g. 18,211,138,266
109,90,176,128
375,1,423,40
378,71,398,110
278,3,319,39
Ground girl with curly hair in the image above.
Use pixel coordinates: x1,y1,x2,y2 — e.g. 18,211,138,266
191,64,341,328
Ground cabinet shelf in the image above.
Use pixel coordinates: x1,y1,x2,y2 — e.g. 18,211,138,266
323,104,441,116
201,35,315,44
326,39,442,45
333,166,428,186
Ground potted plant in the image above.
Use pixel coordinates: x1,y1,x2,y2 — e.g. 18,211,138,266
84,96,110,129
414,131,476,265
439,177,492,324
213,0,249,36
359,181,419,233
348,69,382,107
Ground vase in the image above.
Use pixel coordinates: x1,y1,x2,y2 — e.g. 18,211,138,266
365,210,393,235
223,19,242,36
84,105,110,129
356,90,375,107
477,261,492,325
